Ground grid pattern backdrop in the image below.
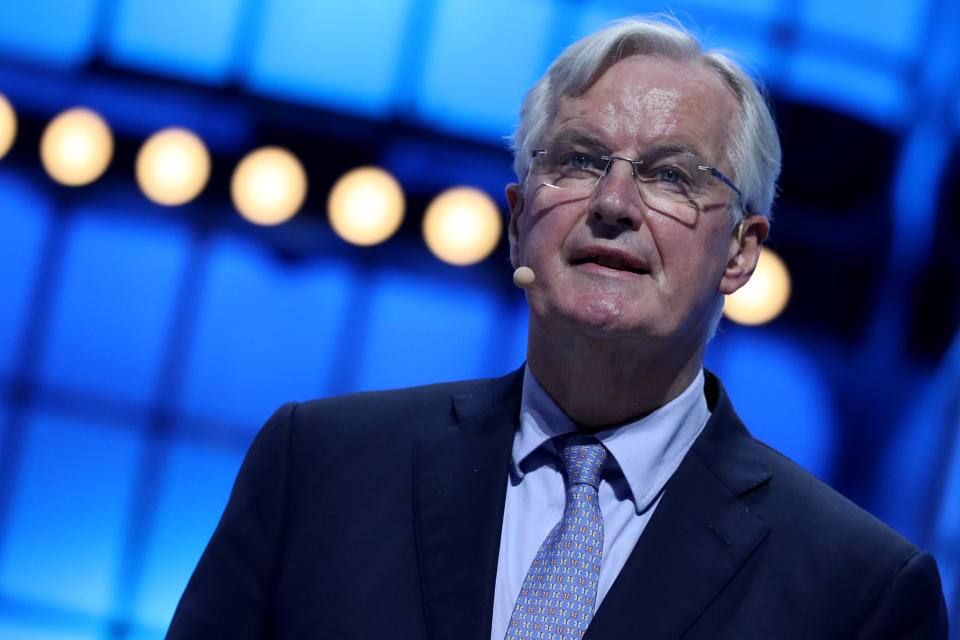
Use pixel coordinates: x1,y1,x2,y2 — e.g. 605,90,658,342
0,0,958,638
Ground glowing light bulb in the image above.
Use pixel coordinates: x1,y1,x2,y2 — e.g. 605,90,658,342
0,93,16,161
40,107,113,186
422,187,502,266
136,127,211,206
723,248,791,325
327,166,405,246
230,146,307,225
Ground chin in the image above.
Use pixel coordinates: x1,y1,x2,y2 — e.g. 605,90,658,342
550,295,672,341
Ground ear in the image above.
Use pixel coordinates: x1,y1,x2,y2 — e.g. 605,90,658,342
718,214,770,295
506,182,524,269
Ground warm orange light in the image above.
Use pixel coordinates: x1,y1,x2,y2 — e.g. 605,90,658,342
40,107,114,186
327,166,405,246
0,93,16,161
422,187,502,266
723,248,791,325
230,146,308,225
136,127,211,206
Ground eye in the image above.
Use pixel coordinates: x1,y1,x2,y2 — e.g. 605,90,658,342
658,167,683,183
566,152,598,171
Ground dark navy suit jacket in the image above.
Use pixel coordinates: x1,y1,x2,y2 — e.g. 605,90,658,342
166,370,948,639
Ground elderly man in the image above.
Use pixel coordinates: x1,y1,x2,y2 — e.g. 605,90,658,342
167,16,948,640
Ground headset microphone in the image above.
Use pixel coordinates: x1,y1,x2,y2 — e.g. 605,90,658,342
513,266,535,288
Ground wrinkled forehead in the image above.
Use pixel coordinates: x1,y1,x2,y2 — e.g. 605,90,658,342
547,55,741,163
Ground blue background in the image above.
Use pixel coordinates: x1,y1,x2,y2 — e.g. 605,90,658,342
0,0,958,637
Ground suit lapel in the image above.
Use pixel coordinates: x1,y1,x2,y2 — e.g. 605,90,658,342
586,373,772,640
413,370,523,640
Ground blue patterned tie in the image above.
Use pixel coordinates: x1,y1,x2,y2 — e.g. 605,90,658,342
505,434,608,640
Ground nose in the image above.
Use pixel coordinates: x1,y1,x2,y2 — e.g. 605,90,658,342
588,157,644,232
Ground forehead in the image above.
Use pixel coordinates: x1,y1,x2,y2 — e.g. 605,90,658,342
551,55,740,160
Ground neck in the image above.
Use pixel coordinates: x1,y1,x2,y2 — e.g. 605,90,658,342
526,320,706,431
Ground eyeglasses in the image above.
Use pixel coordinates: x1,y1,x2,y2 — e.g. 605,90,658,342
529,141,741,224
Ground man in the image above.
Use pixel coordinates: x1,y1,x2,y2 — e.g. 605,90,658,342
167,16,948,639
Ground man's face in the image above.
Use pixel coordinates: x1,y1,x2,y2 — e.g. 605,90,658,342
508,54,757,349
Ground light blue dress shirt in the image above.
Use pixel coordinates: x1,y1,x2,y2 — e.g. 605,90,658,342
490,366,710,640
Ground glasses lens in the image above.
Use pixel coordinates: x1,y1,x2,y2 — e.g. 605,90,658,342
532,143,607,192
531,141,735,225
640,152,740,224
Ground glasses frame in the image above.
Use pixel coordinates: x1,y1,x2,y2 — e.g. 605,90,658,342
530,148,743,201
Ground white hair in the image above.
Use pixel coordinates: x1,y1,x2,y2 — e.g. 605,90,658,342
510,16,781,222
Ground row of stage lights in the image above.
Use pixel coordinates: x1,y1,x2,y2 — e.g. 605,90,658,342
0,92,790,324
0,96,502,266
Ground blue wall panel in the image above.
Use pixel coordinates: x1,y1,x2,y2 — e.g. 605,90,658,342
705,326,837,482
354,269,525,391
935,428,960,546
799,0,929,58
36,211,189,404
107,0,245,83
0,171,51,379
503,299,531,375
0,621,100,640
574,3,778,97
0,410,143,615
876,384,949,543
133,441,243,632
576,0,662,34
933,426,960,620
125,628,168,640
416,0,555,140
0,405,5,467
178,234,353,426
666,0,779,17
246,0,412,117
0,0,99,67
0,1,957,634
786,50,907,128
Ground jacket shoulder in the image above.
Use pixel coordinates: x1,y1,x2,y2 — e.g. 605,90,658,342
702,372,917,560
278,369,523,442
742,440,947,636
751,438,915,556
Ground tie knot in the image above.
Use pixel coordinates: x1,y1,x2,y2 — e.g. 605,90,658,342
560,434,607,489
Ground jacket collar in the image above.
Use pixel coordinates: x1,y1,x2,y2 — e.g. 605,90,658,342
413,369,772,640
586,372,772,639
413,369,523,640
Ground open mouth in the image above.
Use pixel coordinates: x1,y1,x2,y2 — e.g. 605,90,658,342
571,253,649,275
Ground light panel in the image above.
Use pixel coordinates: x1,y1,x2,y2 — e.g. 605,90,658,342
0,172,53,378
0,411,143,614
0,0,99,67
246,0,411,117
416,0,554,140
37,211,189,403
355,271,516,391
107,0,243,83
799,0,929,58
178,235,354,424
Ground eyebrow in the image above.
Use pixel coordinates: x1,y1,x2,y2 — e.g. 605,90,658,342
551,130,608,149
641,141,704,159
550,130,707,160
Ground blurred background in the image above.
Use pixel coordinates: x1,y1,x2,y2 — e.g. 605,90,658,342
0,0,958,637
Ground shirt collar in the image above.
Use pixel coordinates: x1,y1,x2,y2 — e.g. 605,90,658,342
512,365,710,514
